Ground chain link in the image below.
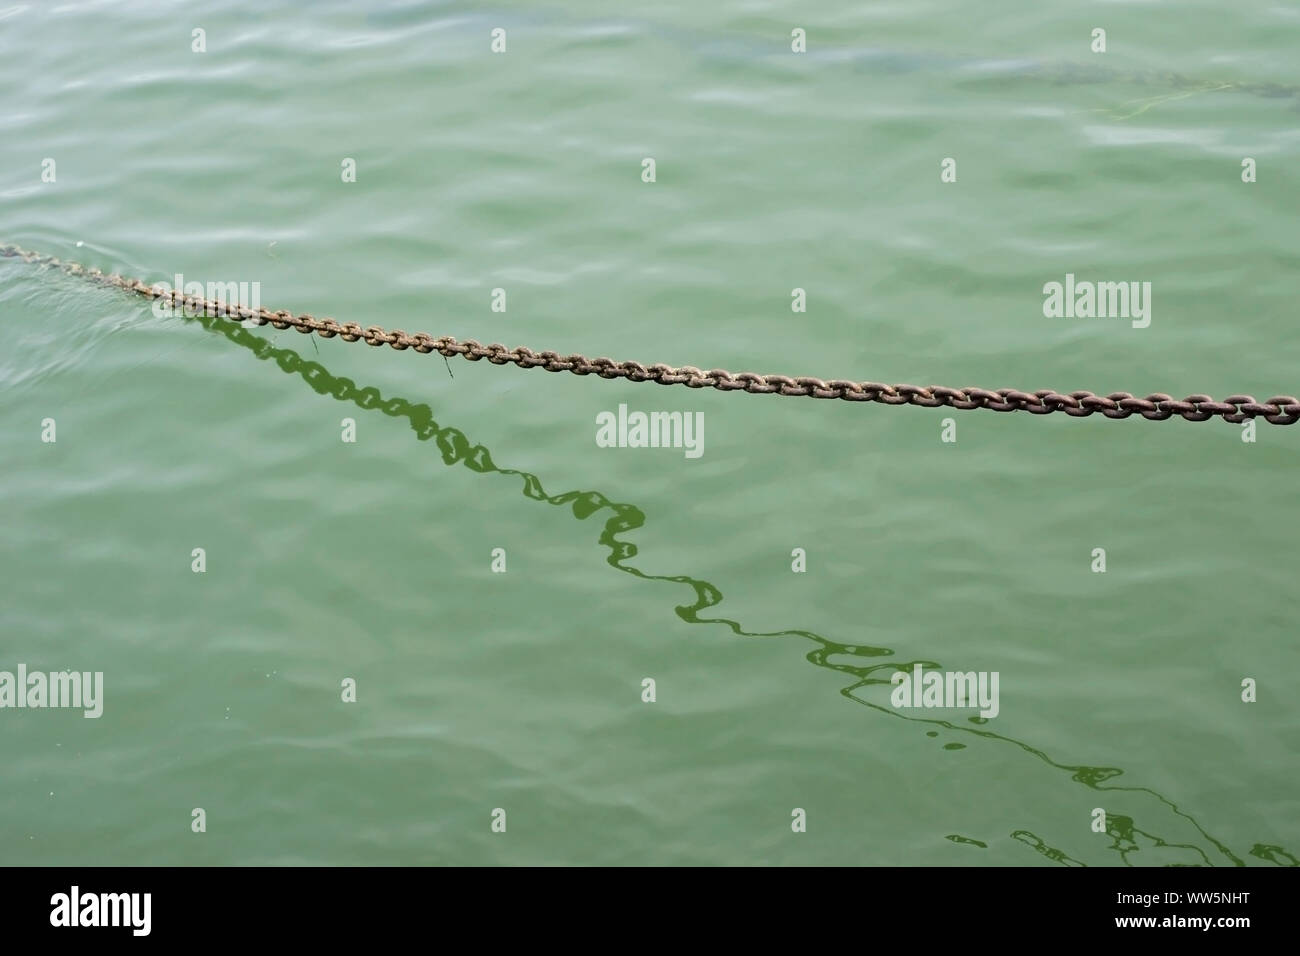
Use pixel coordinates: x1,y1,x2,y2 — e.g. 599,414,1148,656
5,242,1297,424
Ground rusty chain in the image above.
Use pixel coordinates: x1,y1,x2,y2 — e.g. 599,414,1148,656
4,242,1297,424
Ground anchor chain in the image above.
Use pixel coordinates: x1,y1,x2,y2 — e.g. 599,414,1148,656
4,242,1297,424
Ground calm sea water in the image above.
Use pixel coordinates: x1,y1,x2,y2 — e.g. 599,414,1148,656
2,1,1298,866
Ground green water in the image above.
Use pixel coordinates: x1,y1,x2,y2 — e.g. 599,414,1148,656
2,1,1298,866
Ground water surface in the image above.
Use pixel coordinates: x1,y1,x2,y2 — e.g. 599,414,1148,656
1,0,1297,866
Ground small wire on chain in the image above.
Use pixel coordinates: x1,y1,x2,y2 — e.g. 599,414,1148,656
4,242,1297,424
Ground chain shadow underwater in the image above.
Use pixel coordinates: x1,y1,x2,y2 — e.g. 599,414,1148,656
183,305,1294,868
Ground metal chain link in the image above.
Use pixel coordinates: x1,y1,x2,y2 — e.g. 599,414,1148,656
4,242,1297,424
